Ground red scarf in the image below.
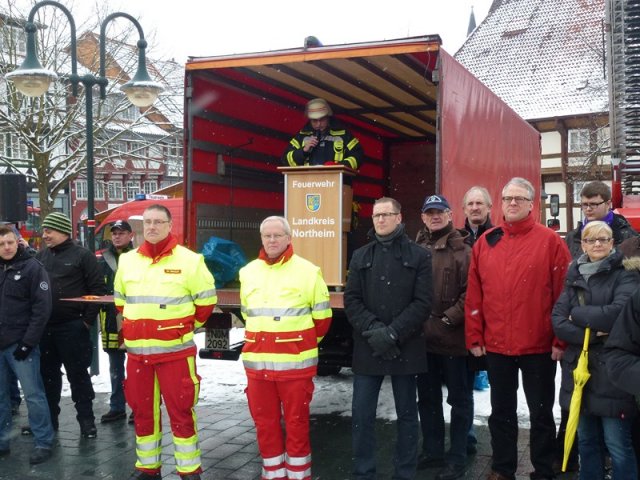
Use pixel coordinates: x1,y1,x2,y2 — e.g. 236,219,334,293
138,233,178,264
259,243,294,265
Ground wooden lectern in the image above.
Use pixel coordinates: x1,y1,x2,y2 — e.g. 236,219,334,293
278,165,355,287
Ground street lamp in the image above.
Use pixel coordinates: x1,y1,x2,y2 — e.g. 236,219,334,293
5,0,164,252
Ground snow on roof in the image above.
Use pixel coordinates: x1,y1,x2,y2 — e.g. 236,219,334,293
455,0,608,121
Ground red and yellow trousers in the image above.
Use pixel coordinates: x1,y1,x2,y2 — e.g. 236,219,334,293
246,376,314,480
125,354,202,476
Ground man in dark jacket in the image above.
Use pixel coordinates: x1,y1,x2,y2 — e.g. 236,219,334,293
564,180,636,258
415,195,472,480
465,178,571,480
36,212,105,438
0,225,54,464
98,220,134,424
345,197,432,480
282,97,363,171
462,186,494,245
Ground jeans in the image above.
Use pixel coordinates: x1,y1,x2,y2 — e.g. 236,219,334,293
107,350,126,412
486,352,556,480
578,414,638,480
0,344,54,450
417,353,473,466
352,374,419,480
40,320,95,425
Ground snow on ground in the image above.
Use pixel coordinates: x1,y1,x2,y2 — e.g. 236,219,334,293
73,328,562,428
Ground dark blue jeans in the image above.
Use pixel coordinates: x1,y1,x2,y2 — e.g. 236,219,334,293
40,320,95,425
107,350,126,412
0,345,54,450
486,352,556,480
578,414,638,480
417,353,473,466
352,374,419,480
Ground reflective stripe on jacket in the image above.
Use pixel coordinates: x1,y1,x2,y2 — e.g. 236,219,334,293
114,244,216,361
239,253,332,380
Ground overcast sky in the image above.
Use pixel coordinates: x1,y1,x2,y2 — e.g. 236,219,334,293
14,0,494,62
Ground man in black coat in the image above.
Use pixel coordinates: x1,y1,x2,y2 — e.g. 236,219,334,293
36,212,105,439
345,197,432,480
0,225,54,464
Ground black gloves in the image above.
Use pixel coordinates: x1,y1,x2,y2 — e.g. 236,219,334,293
13,342,33,361
362,325,399,360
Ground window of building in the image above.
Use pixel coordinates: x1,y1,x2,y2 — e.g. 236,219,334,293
166,157,183,176
108,181,123,201
149,144,163,158
95,181,105,200
76,179,87,200
143,180,158,194
569,129,590,153
132,159,147,169
1,25,27,55
126,181,140,200
9,134,29,160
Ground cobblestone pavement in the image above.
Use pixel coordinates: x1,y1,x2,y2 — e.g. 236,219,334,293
0,393,578,479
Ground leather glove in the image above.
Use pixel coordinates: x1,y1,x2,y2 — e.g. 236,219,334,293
13,342,33,361
362,326,398,357
367,319,386,331
381,344,402,361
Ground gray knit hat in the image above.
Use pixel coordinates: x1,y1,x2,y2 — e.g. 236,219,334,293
42,212,73,235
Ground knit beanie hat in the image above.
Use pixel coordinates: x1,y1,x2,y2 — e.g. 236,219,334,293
42,212,73,235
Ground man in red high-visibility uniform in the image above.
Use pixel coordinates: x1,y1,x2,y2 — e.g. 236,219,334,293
240,216,332,480
114,204,216,480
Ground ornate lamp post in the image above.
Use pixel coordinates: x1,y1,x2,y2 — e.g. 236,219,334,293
5,0,164,252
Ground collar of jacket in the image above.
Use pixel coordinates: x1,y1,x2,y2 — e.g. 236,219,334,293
417,223,468,251
567,249,623,285
259,243,294,265
465,216,493,236
50,237,75,253
501,212,536,236
138,233,178,263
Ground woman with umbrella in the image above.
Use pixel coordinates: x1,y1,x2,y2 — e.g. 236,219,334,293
552,221,639,479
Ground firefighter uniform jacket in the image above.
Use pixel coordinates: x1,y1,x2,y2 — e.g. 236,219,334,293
239,248,332,381
282,118,362,170
114,240,217,363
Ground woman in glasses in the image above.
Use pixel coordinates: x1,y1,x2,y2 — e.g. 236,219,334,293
552,221,639,480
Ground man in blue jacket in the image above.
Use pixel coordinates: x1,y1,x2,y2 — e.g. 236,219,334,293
0,224,54,464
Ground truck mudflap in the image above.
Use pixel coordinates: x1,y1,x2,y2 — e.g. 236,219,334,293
199,312,244,361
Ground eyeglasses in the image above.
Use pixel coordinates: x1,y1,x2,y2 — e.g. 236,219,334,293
501,196,531,204
580,201,606,210
261,234,287,240
372,212,400,220
423,209,450,217
582,237,613,245
143,219,170,226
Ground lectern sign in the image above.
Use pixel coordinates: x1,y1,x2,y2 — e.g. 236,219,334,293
279,166,354,286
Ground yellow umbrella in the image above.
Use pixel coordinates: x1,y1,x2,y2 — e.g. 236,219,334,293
562,326,591,472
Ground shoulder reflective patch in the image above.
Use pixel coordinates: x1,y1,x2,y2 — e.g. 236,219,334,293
40,282,49,291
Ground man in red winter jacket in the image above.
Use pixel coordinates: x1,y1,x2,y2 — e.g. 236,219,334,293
465,177,571,480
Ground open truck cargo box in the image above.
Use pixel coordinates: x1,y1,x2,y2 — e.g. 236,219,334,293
185,36,541,367
184,36,540,256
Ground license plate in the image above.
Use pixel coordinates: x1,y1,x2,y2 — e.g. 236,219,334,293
205,329,230,350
